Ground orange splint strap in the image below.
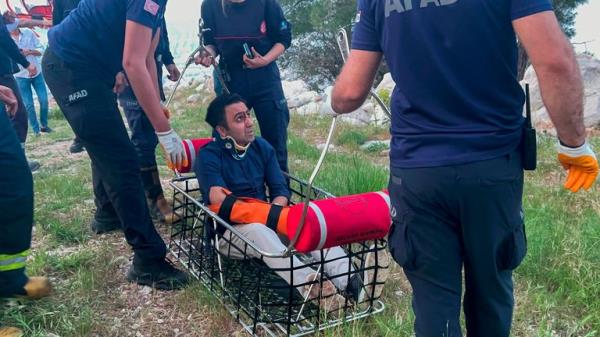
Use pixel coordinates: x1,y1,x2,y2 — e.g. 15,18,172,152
208,188,290,235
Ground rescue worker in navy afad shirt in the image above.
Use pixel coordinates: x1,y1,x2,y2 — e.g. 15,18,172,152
324,0,599,337
0,85,51,337
194,0,292,174
42,0,189,290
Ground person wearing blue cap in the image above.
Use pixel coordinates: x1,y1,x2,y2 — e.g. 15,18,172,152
42,0,188,290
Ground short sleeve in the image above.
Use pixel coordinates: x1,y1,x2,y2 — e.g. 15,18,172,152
194,147,228,203
510,0,553,20
126,0,163,30
201,0,216,47
265,0,292,49
351,0,381,52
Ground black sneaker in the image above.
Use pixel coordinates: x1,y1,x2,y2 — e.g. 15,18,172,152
69,140,85,154
28,160,40,172
40,126,53,133
90,216,121,234
127,259,189,290
346,245,390,303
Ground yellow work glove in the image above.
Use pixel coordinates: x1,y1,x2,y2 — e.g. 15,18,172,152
557,140,599,192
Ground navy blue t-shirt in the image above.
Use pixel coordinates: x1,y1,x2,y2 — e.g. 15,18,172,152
352,0,552,168
48,0,166,84
194,137,291,204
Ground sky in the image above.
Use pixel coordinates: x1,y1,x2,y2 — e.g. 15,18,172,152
572,1,600,56
165,0,599,55
0,0,597,56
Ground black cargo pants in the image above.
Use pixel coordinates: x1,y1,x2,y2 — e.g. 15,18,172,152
388,150,527,337
42,48,166,263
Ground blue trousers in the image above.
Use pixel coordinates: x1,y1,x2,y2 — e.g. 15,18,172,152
16,74,49,134
0,91,33,297
225,63,289,173
118,87,164,202
388,150,526,337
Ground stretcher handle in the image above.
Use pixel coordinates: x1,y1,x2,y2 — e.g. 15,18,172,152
283,116,338,256
164,46,199,109
336,27,391,119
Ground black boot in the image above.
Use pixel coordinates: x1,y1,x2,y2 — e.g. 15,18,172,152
69,138,84,154
126,258,189,290
90,209,121,234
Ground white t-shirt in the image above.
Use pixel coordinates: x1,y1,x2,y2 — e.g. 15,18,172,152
11,28,44,78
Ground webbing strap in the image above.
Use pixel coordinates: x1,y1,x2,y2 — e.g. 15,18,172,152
217,194,237,224
266,204,283,232
0,250,29,272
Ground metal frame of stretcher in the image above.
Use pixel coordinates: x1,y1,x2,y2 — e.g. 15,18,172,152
168,173,389,337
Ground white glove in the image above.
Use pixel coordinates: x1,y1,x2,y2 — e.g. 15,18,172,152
156,129,187,171
320,86,340,118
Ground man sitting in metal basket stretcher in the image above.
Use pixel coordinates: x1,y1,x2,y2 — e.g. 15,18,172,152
194,93,390,311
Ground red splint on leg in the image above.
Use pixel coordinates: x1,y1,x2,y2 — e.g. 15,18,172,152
286,191,391,252
208,189,392,253
180,138,213,173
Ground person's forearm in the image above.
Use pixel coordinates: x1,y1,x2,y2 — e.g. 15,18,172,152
125,62,169,132
331,50,382,114
147,54,160,101
18,19,47,28
263,43,285,64
536,51,586,146
209,186,227,205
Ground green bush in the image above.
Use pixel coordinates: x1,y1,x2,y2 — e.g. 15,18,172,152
336,129,368,146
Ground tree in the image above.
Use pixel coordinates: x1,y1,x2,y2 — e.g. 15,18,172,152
280,0,588,85
517,0,588,80
279,0,356,89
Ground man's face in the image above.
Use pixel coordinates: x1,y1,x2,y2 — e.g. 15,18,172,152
218,102,255,146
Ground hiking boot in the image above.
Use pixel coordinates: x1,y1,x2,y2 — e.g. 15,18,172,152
28,160,40,172
69,140,84,154
22,276,52,299
0,276,52,299
303,273,346,313
0,327,23,337
126,258,189,290
346,245,390,303
40,126,53,133
90,216,121,234
150,195,179,225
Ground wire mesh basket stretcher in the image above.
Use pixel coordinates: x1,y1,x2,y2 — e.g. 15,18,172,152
167,173,390,337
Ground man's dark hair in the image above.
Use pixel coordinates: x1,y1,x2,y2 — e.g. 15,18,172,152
205,93,248,129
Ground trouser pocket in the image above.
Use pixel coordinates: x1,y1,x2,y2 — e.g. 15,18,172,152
387,174,416,271
497,220,527,271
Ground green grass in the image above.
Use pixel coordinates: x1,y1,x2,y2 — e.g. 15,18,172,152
3,99,599,337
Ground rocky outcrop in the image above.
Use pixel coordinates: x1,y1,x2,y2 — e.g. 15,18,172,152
522,53,600,131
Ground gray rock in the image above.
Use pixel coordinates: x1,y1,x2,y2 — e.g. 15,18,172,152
522,53,600,131
316,143,336,151
186,94,201,103
360,140,390,151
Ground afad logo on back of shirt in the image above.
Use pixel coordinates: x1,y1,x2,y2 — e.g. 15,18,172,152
385,0,458,17
144,0,160,16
